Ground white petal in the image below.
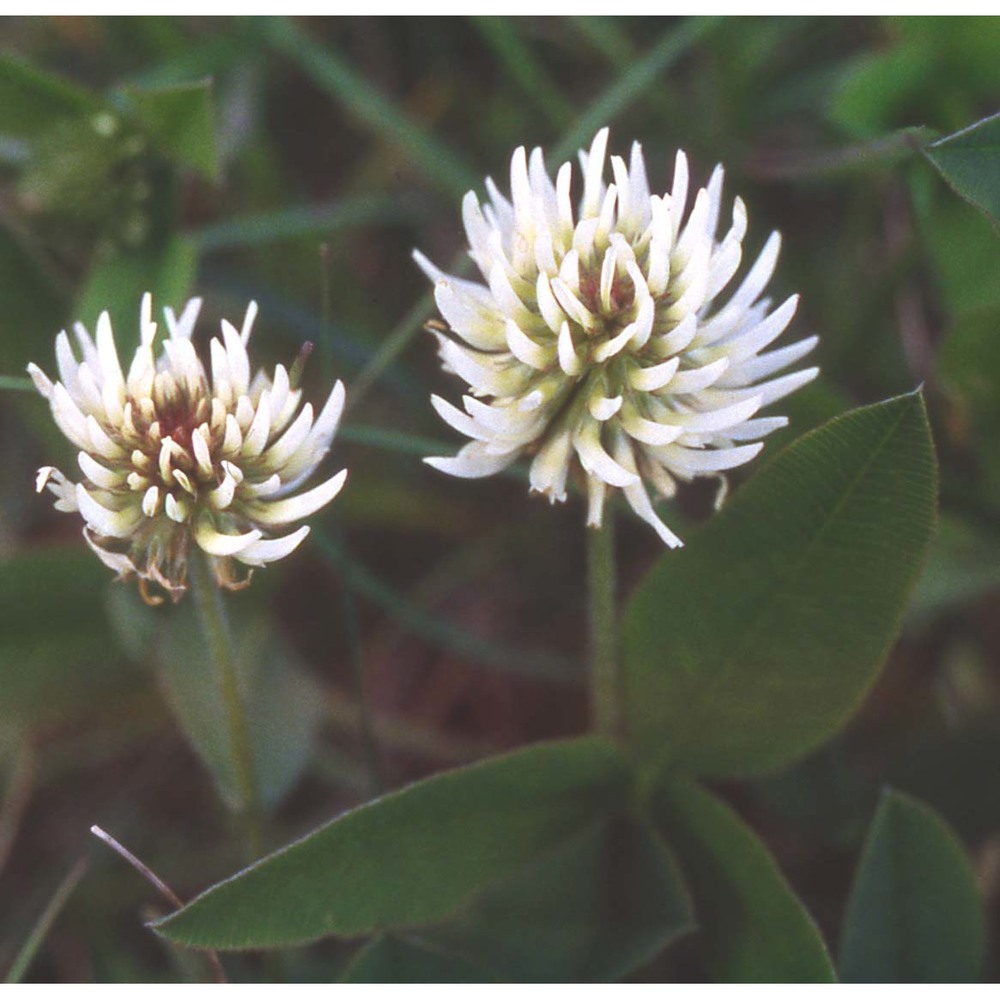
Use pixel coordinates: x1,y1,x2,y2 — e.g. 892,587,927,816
662,442,764,475
720,335,818,386
504,319,552,370
589,394,623,422
264,402,314,469
246,469,348,526
221,319,250,395
529,430,572,502
573,421,639,488
580,127,609,219
208,473,238,510
621,406,684,446
612,436,683,548
234,526,311,567
142,486,160,517
242,390,272,458
719,295,799,363
164,296,202,341
677,395,762,434
665,358,730,394
77,451,123,490
82,527,136,576
425,442,518,479
76,484,141,539
26,363,53,400
725,416,789,441
557,321,584,377
431,394,490,442
240,300,259,345
630,357,680,392
193,516,263,556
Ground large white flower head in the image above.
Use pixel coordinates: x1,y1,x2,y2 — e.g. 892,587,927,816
29,294,348,603
414,128,818,546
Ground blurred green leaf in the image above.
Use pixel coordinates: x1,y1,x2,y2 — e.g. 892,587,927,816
0,226,68,373
623,392,938,776
653,777,835,982
154,609,322,812
839,789,984,983
0,547,136,724
908,515,1000,625
109,589,320,812
341,935,494,983
422,816,693,982
75,234,198,344
923,112,1000,231
912,170,1000,315
154,737,631,949
938,303,1000,494
122,79,219,181
830,38,935,138
0,55,100,139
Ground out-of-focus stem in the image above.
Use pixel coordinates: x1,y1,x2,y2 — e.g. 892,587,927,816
587,512,621,740
188,552,262,858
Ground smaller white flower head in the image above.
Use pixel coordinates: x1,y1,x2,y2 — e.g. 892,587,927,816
414,128,818,546
29,294,348,603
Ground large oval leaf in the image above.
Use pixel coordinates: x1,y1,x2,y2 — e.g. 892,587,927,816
652,777,835,982
623,392,937,776
154,737,630,949
839,789,984,983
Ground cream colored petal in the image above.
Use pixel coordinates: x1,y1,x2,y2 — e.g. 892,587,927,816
233,526,310,567
193,515,262,556
245,469,348,526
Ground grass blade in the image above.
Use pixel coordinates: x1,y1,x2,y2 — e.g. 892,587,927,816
4,858,88,983
259,17,479,199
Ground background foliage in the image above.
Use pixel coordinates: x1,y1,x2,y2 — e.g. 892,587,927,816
0,15,998,983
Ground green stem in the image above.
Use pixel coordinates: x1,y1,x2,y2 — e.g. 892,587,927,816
587,511,620,739
188,552,262,857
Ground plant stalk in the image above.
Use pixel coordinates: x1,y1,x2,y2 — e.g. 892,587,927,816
188,551,262,858
587,512,621,740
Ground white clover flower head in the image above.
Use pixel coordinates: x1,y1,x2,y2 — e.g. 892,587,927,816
414,127,818,546
29,294,348,603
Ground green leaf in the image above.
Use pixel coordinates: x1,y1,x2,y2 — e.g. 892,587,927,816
422,816,693,982
154,737,631,949
150,605,322,812
839,789,984,983
908,515,1000,626
829,39,935,138
922,112,1000,231
0,547,136,724
75,234,198,347
0,55,100,139
652,777,835,983
623,392,938,776
122,79,219,180
341,936,495,983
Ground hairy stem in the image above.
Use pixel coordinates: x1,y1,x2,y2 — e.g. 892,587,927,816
188,552,262,858
588,512,621,739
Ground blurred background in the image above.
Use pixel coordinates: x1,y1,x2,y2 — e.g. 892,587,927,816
0,15,998,982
